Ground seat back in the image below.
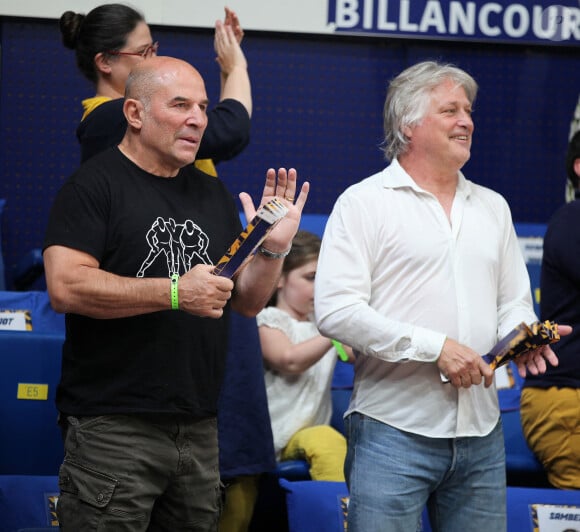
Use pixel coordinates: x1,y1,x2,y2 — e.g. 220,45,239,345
0,331,64,475
507,486,580,531
280,479,433,532
0,475,59,531
330,388,351,435
0,199,6,290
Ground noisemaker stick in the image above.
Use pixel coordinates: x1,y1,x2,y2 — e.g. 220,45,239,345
213,197,289,278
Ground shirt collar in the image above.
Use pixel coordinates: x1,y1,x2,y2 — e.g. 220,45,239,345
382,158,472,199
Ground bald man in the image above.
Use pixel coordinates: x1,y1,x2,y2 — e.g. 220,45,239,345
43,56,308,531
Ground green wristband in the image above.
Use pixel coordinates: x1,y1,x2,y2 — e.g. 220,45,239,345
331,339,349,362
170,274,179,310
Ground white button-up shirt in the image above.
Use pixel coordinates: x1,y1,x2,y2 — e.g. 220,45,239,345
314,159,536,437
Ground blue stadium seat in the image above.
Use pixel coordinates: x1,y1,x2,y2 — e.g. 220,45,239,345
279,480,580,532
13,248,45,291
250,364,352,531
268,376,353,483
16,529,56,531
507,486,580,531
0,290,64,333
271,460,311,481
0,199,6,291
498,362,549,487
0,291,65,476
0,293,63,529
0,331,64,475
279,479,349,532
0,475,59,531
330,387,351,436
502,408,548,487
280,479,433,532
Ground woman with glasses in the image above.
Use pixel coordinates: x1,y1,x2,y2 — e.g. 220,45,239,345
59,5,273,532
60,3,252,174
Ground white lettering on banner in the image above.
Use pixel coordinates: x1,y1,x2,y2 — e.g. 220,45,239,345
479,3,502,36
400,0,418,31
377,0,397,30
534,5,558,37
1,0,578,43
364,0,374,28
504,4,530,37
420,1,447,33
560,6,580,39
449,2,476,34
332,0,580,43
336,0,359,28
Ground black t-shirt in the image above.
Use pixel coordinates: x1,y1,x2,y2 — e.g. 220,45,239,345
44,148,242,418
76,98,251,164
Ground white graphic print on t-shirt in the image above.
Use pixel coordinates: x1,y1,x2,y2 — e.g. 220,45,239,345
137,217,211,277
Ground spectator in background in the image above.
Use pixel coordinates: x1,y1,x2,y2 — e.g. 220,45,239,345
257,230,353,481
566,94,580,202
520,131,580,490
43,56,308,530
59,3,251,173
314,60,570,531
59,6,274,531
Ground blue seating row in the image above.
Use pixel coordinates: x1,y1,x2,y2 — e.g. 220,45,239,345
0,330,64,476
1,473,576,532
279,479,580,532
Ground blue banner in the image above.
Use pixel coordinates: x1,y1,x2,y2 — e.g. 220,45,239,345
328,0,580,46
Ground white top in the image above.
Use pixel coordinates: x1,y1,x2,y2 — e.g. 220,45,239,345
314,160,536,438
257,306,337,458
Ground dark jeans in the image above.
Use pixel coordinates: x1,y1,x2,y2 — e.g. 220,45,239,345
57,414,221,531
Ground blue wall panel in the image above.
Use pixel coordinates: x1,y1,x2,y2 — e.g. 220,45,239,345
0,17,578,289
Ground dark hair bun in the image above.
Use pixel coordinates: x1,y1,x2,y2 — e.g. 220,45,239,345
59,11,85,50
